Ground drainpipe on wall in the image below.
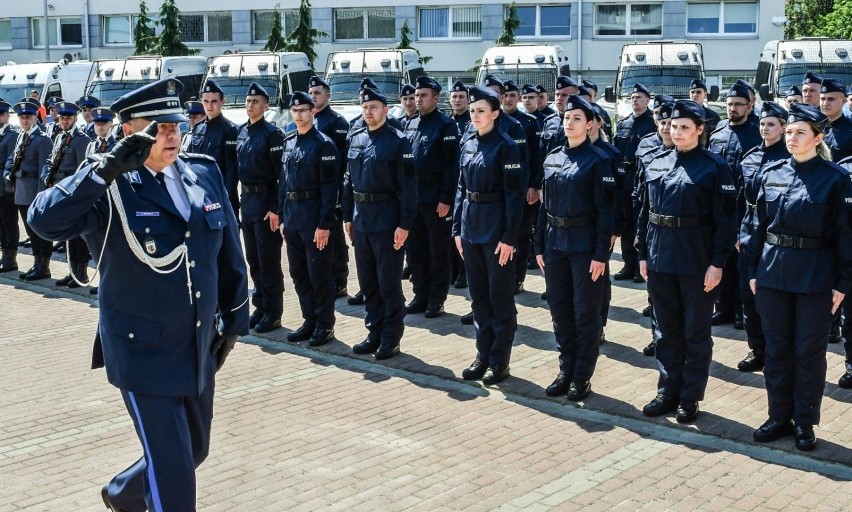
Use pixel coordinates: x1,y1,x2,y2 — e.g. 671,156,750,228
576,0,582,80
43,0,50,61
83,0,90,60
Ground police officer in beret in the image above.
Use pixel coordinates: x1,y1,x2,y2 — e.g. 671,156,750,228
521,84,543,125
613,83,657,283
802,72,823,108
237,82,286,333
28,76,249,510
403,76,459,318
343,87,417,359
749,103,852,451
786,85,803,109
689,78,721,135
3,99,53,280
636,100,737,423
454,85,527,384
278,91,339,346
537,84,557,120
308,75,351,299
184,99,205,127
348,78,404,137
449,80,471,137
185,80,240,217
0,99,19,272
735,102,790,373
398,83,418,123
820,77,852,162
78,95,101,140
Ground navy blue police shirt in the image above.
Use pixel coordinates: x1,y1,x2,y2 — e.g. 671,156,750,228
452,111,471,139
508,108,542,189
633,137,673,228
236,117,285,218
708,119,762,178
825,115,852,162
538,112,565,173
279,126,339,231
592,136,625,236
737,140,789,248
407,108,460,205
185,114,240,210
314,105,350,201
614,109,656,174
462,111,530,181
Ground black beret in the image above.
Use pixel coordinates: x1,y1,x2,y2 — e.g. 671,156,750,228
360,87,387,105
759,102,788,121
657,103,674,120
360,77,378,90
111,77,186,123
727,83,751,100
521,84,538,95
689,79,707,91
671,100,705,122
468,85,500,109
631,84,651,97
821,77,847,95
735,79,755,93
451,80,468,93
91,107,115,122
802,72,823,85
563,94,595,120
247,82,269,100
653,94,675,110
556,76,578,90
184,101,204,115
77,95,101,108
536,84,547,93
400,84,416,97
787,102,828,127
56,101,80,116
289,91,314,108
483,74,505,91
582,79,598,92
786,85,803,98
415,76,441,92
577,85,592,98
503,80,520,93
308,75,329,90
202,80,224,96
590,102,609,122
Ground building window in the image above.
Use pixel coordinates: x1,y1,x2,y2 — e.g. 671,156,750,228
513,5,571,38
103,15,155,45
595,4,662,36
0,19,11,49
419,6,481,39
334,8,395,41
179,13,232,43
252,10,300,43
32,17,83,47
687,1,757,35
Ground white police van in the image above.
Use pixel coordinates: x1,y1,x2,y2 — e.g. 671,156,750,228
0,58,94,125
755,38,852,102
475,44,571,93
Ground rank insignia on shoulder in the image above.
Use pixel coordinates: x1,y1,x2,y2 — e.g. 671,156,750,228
204,202,222,212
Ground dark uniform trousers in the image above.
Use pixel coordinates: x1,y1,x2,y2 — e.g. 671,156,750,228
647,271,716,401
515,202,538,284
18,204,52,256
738,245,764,350
285,228,335,330
241,212,284,319
0,194,17,249
463,240,518,367
755,287,831,425
544,250,604,381
331,208,349,289
409,203,454,304
354,229,405,344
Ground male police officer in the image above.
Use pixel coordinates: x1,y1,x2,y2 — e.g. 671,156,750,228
537,84,557,119
820,77,852,162
398,83,418,122
78,95,101,140
802,72,822,108
3,98,53,280
0,99,19,272
689,78,721,135
450,80,471,136
28,77,249,512
44,97,63,139
343,87,417,359
236,82,286,333
786,85,804,109
83,106,117,295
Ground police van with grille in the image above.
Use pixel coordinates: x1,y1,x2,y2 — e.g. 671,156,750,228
475,44,570,96
755,38,852,102
86,56,206,108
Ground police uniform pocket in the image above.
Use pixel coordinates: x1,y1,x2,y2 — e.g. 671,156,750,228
107,310,163,345
347,148,361,175
127,215,170,235
205,210,226,230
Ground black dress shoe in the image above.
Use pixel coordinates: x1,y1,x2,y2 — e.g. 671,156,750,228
254,315,281,333
101,485,123,511
375,342,400,360
545,373,571,396
460,311,474,325
482,365,510,385
462,359,488,380
676,400,699,423
513,282,524,295
89,286,98,295
632,274,645,283
335,286,348,299
737,350,764,372
347,291,365,305
286,323,314,342
19,266,34,280
794,424,817,451
642,340,656,356
838,364,852,389
753,418,794,443
540,291,547,300
642,304,651,317
249,309,264,329
308,328,335,347
454,272,467,289
55,273,73,287
642,394,678,417
734,312,744,330
352,337,380,354
613,267,635,281
424,303,444,318
711,311,735,326
566,380,592,401
405,297,428,314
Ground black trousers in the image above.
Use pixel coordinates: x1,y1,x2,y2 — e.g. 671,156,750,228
18,204,52,257
619,179,638,272
0,194,18,249
716,252,740,317
354,229,405,345
330,207,349,290
408,203,453,305
544,250,605,382
67,236,91,268
756,287,831,425
284,227,335,330
240,216,284,318
463,239,517,367
647,271,716,401
738,246,764,350
514,202,538,284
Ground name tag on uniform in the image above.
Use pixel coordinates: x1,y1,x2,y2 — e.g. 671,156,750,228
136,211,160,217
204,202,222,212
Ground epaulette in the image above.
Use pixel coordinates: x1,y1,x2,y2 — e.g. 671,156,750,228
180,151,217,164
349,127,367,137
740,145,762,160
639,132,659,142
588,143,611,162
824,159,852,178
283,132,297,142
543,111,560,124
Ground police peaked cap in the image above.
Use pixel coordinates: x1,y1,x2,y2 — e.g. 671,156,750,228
760,102,788,121
184,100,204,115
111,77,186,123
689,79,707,91
308,75,329,90
787,102,828,127
727,83,751,100
23,97,42,109
451,80,468,93
802,71,823,85
46,96,62,108
77,95,101,108
657,103,674,120
555,76,578,90
521,84,538,95
786,85,803,98
360,77,378,90
653,94,675,110
56,101,80,116
415,76,442,92
563,94,595,120
360,87,387,105
400,83,416,97
577,85,592,98
202,80,224,95
582,79,598,92
91,107,115,122
632,83,651,97
289,91,314,108
590,102,609,122
503,80,520,93
0,99,11,113
246,82,269,100
671,100,704,122
468,85,500,108
13,100,39,116
821,77,847,95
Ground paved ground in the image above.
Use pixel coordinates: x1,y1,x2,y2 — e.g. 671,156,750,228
2,244,852,511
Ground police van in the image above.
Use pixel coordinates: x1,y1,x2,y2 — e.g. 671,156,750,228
755,38,852,102
604,42,717,120
202,51,313,132
476,44,570,94
0,58,93,124
85,56,206,108
324,48,426,121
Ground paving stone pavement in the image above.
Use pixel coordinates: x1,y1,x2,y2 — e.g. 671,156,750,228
2,242,852,510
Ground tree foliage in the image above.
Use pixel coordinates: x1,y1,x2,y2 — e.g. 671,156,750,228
820,0,852,39
396,20,432,65
133,0,156,55
785,0,835,39
284,0,327,67
496,2,521,46
155,0,199,56
263,3,288,52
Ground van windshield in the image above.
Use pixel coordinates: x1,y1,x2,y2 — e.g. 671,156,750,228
88,80,154,106
476,67,558,91
328,73,403,104
207,77,280,106
619,66,701,98
778,63,852,90
0,84,44,104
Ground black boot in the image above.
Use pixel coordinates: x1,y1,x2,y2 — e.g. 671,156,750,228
737,349,764,372
24,257,51,281
0,249,18,272
55,273,74,287
67,263,88,288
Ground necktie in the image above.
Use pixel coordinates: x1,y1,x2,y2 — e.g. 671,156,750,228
99,138,107,153
155,172,168,190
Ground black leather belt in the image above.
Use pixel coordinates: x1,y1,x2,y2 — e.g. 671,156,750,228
285,190,319,201
241,183,274,194
648,212,707,228
547,213,593,228
353,191,393,203
766,232,834,250
466,191,502,203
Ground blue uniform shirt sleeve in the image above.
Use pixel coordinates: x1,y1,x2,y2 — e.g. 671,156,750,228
712,160,739,268
833,173,852,294
593,158,617,262
318,139,339,230
439,120,460,205
500,139,528,246
396,135,417,231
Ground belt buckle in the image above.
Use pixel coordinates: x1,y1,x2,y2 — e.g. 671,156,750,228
354,192,365,201
778,233,794,248
470,192,480,202
287,192,297,200
660,215,674,228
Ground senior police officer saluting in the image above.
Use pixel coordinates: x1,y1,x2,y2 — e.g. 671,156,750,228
3,98,53,280
278,91,339,347
237,82,286,334
748,103,852,451
0,99,19,273
343,87,417,360
27,77,249,511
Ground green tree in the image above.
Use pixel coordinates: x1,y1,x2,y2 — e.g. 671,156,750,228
155,0,199,56
284,0,327,67
396,20,432,65
785,0,834,39
133,0,156,55
820,0,852,38
496,2,521,46
263,4,288,52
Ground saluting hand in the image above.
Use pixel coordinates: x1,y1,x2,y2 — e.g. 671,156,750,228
704,265,723,293
95,121,158,184
495,242,514,266
393,227,408,250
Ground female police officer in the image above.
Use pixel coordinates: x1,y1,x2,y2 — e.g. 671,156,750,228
748,103,852,451
536,95,615,400
636,100,737,423
453,85,527,385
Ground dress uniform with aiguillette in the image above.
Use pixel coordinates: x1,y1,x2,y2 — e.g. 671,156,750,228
27,77,249,511
0,99,20,273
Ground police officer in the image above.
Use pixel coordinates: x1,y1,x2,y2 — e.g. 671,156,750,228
613,83,656,282
398,83,418,122
835,155,852,389
636,100,737,423
689,78,721,136
78,95,101,140
454,85,527,385
44,97,63,139
28,77,249,510
802,72,822,108
278,91,339,346
84,106,118,296
3,98,53,280
41,101,90,287
348,78,404,141
537,84,557,120
748,103,852,451
820,77,852,162
521,84,544,125
786,85,803,109
403,76,459,318
539,76,578,162
343,87,416,359
308,75,351,299
236,82,285,333
185,99,205,127
186,80,240,216
736,102,790,373
536,95,615,400
449,80,471,136
0,99,19,272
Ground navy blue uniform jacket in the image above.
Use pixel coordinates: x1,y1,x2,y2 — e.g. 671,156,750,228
825,115,852,162
406,109,459,205
737,140,789,248
279,127,339,231
185,114,240,208
0,124,19,198
236,118,285,217
40,126,90,183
